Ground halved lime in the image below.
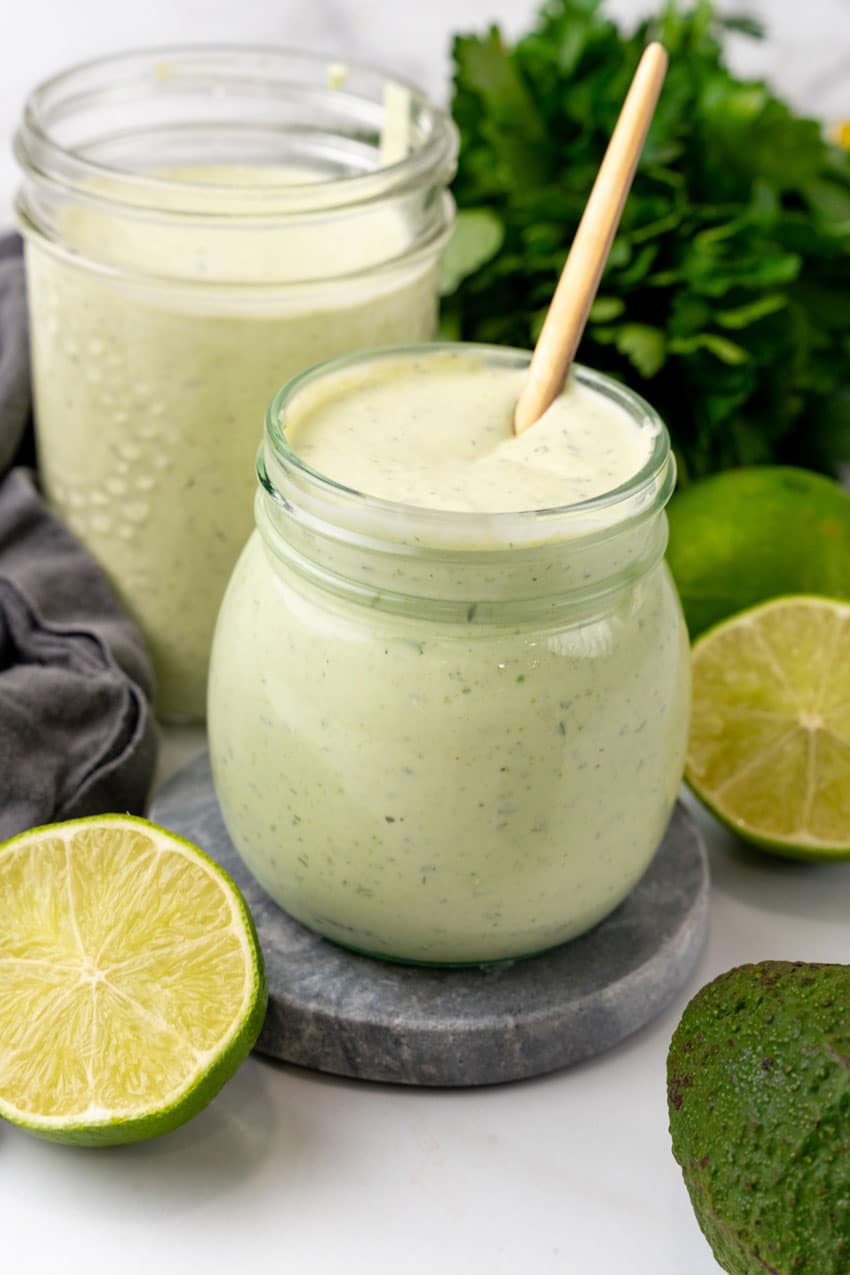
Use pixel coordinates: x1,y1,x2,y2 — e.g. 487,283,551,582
687,596,850,858
0,815,266,1145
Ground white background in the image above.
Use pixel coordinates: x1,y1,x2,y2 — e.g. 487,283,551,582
7,755,850,1275
2,0,850,221
3,2,850,1273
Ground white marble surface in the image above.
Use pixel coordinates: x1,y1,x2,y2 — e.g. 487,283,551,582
7,729,850,1275
3,4,850,1273
2,0,849,223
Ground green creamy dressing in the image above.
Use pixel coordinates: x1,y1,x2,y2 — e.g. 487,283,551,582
287,353,651,511
208,355,691,964
26,165,440,719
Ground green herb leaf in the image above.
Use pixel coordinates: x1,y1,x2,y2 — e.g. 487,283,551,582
716,295,788,328
440,209,505,295
669,333,750,364
589,296,627,322
614,323,668,377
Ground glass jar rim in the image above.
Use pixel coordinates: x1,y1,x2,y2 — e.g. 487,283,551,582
15,43,458,218
262,342,676,546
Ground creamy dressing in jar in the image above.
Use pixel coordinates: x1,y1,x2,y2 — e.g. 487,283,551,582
16,50,456,719
287,350,652,511
208,346,691,964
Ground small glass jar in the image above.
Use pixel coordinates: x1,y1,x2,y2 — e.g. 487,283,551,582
208,344,691,965
15,47,456,720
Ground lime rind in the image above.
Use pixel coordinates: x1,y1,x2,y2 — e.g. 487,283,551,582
0,814,267,1146
685,781,850,861
686,595,850,860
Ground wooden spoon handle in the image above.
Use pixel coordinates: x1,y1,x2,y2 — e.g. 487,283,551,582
513,42,668,435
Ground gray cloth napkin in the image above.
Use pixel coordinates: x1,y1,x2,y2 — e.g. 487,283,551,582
0,233,158,840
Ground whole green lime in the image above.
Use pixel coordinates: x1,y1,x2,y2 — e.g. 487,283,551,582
666,467,850,637
668,961,850,1274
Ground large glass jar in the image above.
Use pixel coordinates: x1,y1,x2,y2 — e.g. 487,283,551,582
15,48,456,720
208,345,691,965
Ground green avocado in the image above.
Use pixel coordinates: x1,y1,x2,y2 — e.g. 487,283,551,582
667,961,850,1274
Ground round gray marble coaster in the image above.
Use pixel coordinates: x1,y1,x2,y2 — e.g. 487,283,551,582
151,752,709,1087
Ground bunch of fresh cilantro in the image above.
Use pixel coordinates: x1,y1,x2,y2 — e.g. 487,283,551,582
441,0,850,481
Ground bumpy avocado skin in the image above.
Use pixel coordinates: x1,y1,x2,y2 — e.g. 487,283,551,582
668,962,850,1274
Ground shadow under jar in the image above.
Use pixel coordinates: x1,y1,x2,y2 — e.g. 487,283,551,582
15,47,456,720
208,345,692,966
